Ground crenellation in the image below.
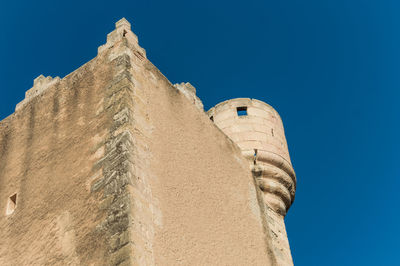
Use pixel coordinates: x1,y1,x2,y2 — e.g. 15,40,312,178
98,17,146,60
174,82,204,110
115,17,131,30
15,75,61,112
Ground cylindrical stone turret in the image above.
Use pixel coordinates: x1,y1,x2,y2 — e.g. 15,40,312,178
207,98,296,216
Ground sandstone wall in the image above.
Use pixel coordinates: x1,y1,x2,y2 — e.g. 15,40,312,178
0,18,282,265
0,53,114,265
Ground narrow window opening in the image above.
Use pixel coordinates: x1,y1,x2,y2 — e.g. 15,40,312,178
210,116,214,122
237,106,247,116
253,149,258,165
6,193,17,216
122,30,127,37
271,128,274,137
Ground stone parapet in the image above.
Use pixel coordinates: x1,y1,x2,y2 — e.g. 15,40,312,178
15,75,61,112
174,82,204,110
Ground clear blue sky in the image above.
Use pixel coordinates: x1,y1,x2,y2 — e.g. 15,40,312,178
1,1,399,265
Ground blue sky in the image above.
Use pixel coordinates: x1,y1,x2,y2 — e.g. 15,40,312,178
1,1,399,265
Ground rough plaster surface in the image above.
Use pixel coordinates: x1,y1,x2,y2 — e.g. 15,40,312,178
141,70,273,266
0,18,294,265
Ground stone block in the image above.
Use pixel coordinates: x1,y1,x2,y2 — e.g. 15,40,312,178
214,109,236,122
109,243,135,265
236,140,264,150
229,124,254,133
247,107,275,120
251,99,275,111
110,230,131,251
216,119,236,129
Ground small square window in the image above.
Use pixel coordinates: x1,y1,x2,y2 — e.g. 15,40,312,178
6,193,17,216
237,106,247,116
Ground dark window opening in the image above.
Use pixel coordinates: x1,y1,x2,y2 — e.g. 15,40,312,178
6,193,17,215
253,149,258,165
237,106,247,116
210,116,214,122
122,30,127,37
271,128,274,137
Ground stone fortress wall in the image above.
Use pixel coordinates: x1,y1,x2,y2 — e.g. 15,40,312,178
0,18,296,265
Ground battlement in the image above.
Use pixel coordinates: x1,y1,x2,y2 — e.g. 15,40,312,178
15,75,60,111
14,18,148,113
174,82,204,110
97,17,146,59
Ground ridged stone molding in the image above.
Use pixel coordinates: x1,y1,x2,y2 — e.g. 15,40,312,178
208,98,296,216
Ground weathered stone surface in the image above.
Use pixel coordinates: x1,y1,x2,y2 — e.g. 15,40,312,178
174,82,204,111
0,17,296,266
